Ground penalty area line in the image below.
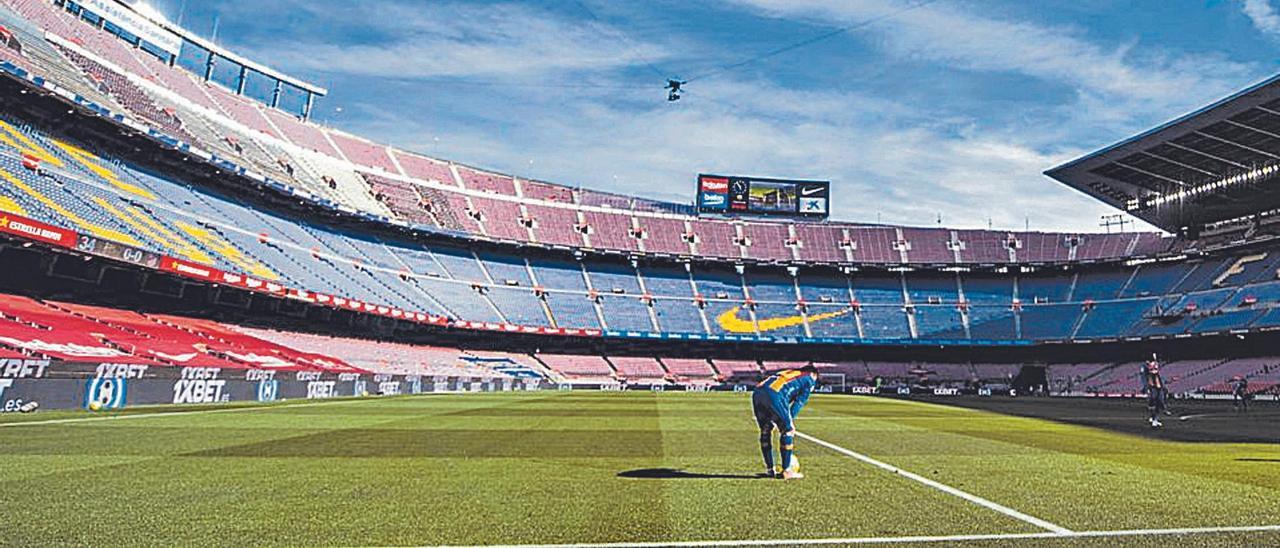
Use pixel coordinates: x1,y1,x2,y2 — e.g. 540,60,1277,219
796,432,1072,535
463,524,1280,547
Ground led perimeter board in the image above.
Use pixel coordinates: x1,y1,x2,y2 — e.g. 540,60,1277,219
696,174,830,218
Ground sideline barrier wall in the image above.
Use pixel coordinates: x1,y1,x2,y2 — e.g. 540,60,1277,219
0,359,543,411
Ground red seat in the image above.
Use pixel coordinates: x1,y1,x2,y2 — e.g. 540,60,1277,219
0,297,151,363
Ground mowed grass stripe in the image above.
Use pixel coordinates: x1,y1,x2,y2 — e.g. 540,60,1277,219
797,395,1280,533
0,394,434,428
447,524,1280,547
3,391,1274,545
0,397,454,485
0,392,1031,545
638,393,1040,541
0,395,490,488
0,393,544,545
0,393,670,545
796,431,1070,534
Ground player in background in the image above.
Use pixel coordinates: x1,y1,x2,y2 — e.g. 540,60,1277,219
1231,376,1249,413
1141,356,1167,428
752,365,819,479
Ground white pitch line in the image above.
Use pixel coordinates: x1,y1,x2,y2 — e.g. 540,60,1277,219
0,396,387,428
796,432,1073,535
1177,413,1216,421
459,524,1280,548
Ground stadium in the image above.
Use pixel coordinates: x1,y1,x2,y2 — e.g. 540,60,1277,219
0,0,1277,545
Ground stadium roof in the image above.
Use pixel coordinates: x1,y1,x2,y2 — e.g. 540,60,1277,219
113,0,326,95
1046,74,1280,234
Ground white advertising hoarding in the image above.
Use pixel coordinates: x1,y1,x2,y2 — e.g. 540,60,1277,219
79,0,182,56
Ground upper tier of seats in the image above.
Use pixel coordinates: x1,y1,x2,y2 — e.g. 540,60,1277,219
0,0,1171,266
3,109,1279,344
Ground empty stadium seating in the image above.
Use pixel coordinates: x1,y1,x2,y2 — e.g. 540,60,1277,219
3,292,1278,394
0,295,151,362
12,0,1280,412
8,0,1280,359
537,354,615,381
5,123,1280,344
0,292,535,377
4,0,1178,269
661,358,717,381
241,328,511,378
607,357,667,380
713,359,762,380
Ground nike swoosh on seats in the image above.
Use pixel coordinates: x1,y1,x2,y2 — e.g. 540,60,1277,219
715,306,851,333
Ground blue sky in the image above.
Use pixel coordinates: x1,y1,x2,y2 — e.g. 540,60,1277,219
138,0,1280,232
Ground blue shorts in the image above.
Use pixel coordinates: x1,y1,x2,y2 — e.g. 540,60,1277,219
752,388,794,433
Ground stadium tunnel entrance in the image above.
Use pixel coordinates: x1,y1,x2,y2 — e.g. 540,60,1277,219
1012,365,1048,395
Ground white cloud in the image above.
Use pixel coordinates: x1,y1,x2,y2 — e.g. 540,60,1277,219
242,2,669,79
719,0,1251,118
352,76,1134,232
279,0,1261,234
1243,0,1280,37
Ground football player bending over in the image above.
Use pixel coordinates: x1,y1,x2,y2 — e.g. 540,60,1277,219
752,365,819,479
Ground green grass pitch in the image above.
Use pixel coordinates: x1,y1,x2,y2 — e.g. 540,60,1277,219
0,392,1278,546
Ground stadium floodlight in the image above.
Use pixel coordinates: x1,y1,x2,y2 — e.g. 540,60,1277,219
1139,163,1280,209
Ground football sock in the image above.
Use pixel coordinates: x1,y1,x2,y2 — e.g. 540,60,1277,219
759,430,775,471
780,432,795,470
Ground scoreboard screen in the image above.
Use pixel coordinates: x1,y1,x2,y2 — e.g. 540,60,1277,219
696,174,830,218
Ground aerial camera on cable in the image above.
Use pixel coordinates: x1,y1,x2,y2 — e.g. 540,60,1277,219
665,79,686,102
